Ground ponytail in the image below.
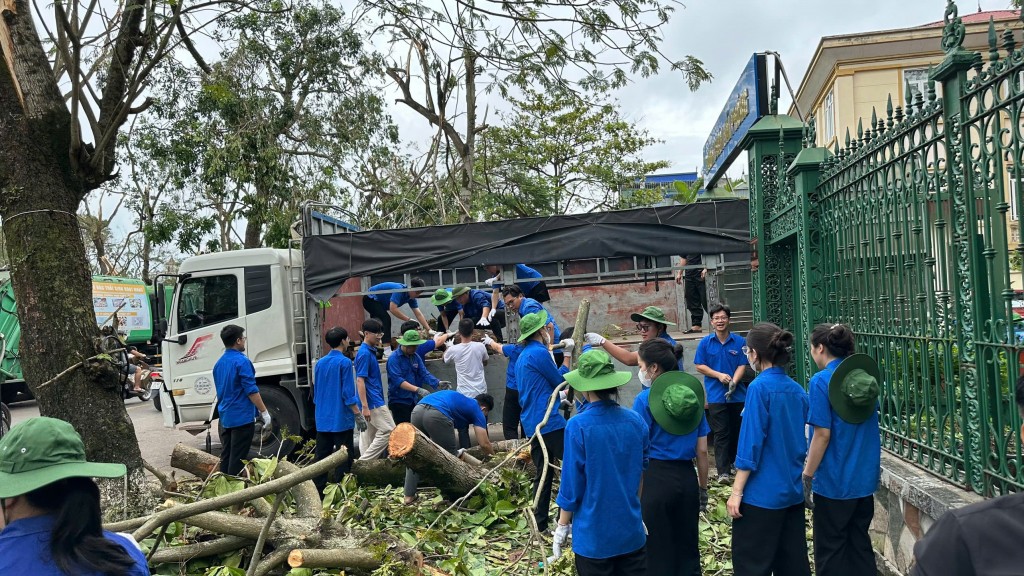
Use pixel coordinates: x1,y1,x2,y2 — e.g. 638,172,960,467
746,322,794,366
810,323,856,359
638,339,682,374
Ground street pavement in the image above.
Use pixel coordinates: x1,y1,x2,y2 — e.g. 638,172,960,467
7,396,209,471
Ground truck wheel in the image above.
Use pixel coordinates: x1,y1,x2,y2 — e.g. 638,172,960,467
153,392,161,412
251,385,300,458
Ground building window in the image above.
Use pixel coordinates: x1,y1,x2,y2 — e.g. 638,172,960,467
1013,180,1020,222
823,91,835,143
1012,225,1020,243
904,68,930,102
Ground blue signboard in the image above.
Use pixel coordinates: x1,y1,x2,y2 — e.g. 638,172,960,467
702,54,768,189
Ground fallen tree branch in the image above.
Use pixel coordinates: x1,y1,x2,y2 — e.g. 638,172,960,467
143,459,175,493
253,547,291,576
150,535,252,563
274,459,321,518
287,548,382,569
37,348,125,389
246,492,286,576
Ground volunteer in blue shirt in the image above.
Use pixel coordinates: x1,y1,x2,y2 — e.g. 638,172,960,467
484,337,525,439
213,324,271,476
634,339,710,576
585,305,684,377
453,286,506,341
429,289,463,333
400,319,451,359
387,329,447,425
362,278,429,350
312,327,366,494
355,319,396,460
694,304,748,483
0,417,150,575
552,349,649,575
515,310,572,531
728,322,811,576
484,263,550,302
802,324,881,576
402,391,495,504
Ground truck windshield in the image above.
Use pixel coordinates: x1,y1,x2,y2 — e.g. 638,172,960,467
176,275,239,332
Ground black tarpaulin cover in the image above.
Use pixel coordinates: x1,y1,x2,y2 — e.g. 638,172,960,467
303,200,750,300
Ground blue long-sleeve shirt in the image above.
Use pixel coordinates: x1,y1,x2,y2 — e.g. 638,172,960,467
807,358,881,499
502,343,524,391
368,282,419,310
556,400,649,559
354,342,385,410
515,340,568,436
517,298,561,341
632,388,710,461
313,350,360,432
693,332,746,402
213,348,259,428
494,264,543,293
735,366,808,509
386,350,440,406
0,515,150,576
461,289,503,320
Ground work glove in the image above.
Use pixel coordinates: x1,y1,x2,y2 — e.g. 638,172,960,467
416,387,431,400
482,335,494,346
437,380,453,391
477,316,491,327
549,523,571,561
260,410,272,429
428,329,440,336
725,380,738,400
699,487,709,512
447,323,459,335
560,338,574,353
484,276,500,287
354,413,368,433
584,332,606,346
802,474,815,510
487,308,497,321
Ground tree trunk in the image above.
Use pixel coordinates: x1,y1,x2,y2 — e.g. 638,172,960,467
0,0,148,520
387,423,488,499
350,457,407,487
459,47,477,223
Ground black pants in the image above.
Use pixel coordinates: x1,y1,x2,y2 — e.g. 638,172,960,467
219,422,255,476
575,545,647,576
456,424,471,449
313,429,354,493
641,460,700,575
502,388,522,440
684,277,708,327
526,282,551,303
389,402,414,425
708,402,743,475
531,428,565,531
467,311,506,342
362,295,393,344
813,494,875,576
405,404,459,497
732,502,811,576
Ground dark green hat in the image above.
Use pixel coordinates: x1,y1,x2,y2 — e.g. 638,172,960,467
565,350,632,392
517,310,549,341
828,354,881,424
630,306,676,327
451,286,470,298
396,329,427,347
0,417,126,498
648,371,705,435
430,289,453,306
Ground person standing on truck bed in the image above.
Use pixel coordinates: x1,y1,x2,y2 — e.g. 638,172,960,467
355,319,396,460
429,289,463,333
484,263,550,303
363,279,429,355
675,254,707,333
387,329,450,425
500,284,561,343
452,286,506,342
584,306,684,382
312,327,366,494
213,325,272,476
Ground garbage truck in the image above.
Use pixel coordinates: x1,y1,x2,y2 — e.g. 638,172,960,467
155,202,754,456
0,271,170,404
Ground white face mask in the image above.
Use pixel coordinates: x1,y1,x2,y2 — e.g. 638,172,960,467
638,368,653,388
747,353,759,374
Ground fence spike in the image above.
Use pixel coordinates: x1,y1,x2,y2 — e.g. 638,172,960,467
989,17,999,63
886,95,894,127
846,127,852,148
895,104,905,123
1002,25,1016,53
905,79,914,109
857,118,864,141
927,74,937,103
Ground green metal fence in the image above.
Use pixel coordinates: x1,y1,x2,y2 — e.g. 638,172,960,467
747,1,1024,496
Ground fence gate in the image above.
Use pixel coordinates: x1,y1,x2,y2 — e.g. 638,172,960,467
747,0,1024,496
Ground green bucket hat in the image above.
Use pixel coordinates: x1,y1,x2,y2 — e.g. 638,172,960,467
396,329,428,346
517,310,549,342
649,371,705,435
0,417,126,498
430,289,453,306
828,353,881,424
630,306,676,327
564,350,632,392
451,286,471,298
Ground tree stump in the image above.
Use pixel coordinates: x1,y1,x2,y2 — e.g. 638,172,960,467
388,423,489,499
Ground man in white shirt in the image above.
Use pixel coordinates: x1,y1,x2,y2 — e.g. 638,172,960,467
443,318,490,448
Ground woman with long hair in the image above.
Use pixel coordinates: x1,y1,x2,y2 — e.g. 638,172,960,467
634,338,710,575
0,417,149,575
728,323,810,576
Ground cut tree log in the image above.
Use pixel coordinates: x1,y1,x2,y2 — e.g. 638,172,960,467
287,548,381,570
466,439,527,459
351,457,407,487
564,299,590,417
149,535,251,563
388,423,489,499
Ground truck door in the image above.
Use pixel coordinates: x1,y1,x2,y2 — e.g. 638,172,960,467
163,271,246,425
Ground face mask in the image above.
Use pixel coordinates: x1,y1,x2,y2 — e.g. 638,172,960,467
638,368,653,388
747,354,759,374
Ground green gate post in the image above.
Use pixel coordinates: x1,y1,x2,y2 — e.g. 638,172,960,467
788,133,833,384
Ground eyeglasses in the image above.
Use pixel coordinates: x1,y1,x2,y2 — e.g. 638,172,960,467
636,323,654,333
711,315,729,322
503,298,515,307
742,346,750,355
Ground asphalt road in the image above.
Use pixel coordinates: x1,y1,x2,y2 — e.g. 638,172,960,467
7,396,210,471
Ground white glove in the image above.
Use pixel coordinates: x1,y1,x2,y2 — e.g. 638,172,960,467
487,308,497,321
260,410,272,428
550,523,571,561
584,332,606,346
428,329,440,336
447,323,458,335
477,317,491,327
560,338,574,353
482,335,494,346
484,276,500,287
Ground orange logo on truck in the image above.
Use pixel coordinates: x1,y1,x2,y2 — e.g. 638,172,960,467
177,334,214,364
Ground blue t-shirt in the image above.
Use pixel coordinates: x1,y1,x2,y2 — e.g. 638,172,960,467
556,400,649,559
387,350,440,406
461,289,504,319
313,350,359,432
658,332,685,372
502,343,524,391
213,348,259,428
735,367,808,509
419,390,488,430
632,388,710,461
693,332,747,403
515,340,568,436
354,342,385,410
369,282,419,309
807,358,881,500
518,298,561,341
0,515,150,575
